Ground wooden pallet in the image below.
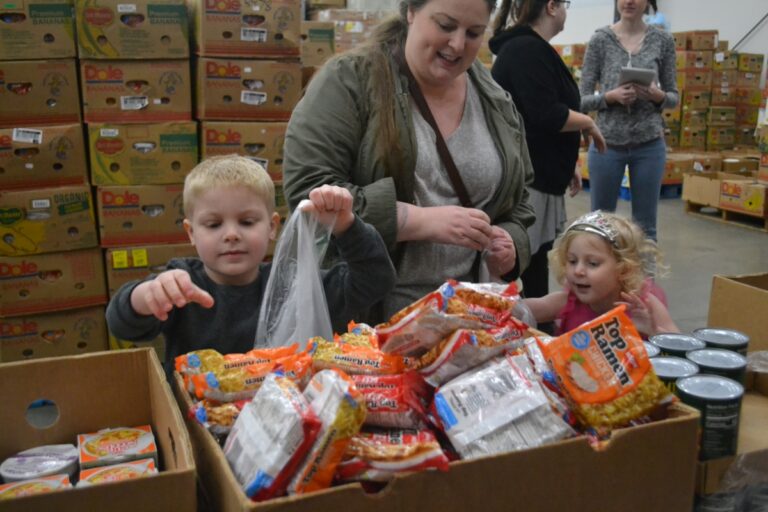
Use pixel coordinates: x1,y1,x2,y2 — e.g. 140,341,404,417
684,201,768,232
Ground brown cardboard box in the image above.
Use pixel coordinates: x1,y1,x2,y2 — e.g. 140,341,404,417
0,0,76,60
553,43,586,67
300,21,335,67
80,59,192,123
737,53,764,73
681,171,751,207
0,306,108,362
676,50,713,71
706,106,736,126
710,87,736,107
104,242,196,295
680,127,707,149
88,121,198,185
681,108,707,128
664,128,680,149
193,0,300,58
0,185,98,257
719,180,767,217
734,126,757,147
736,71,761,88
677,69,712,91
706,127,736,149
0,248,107,317
662,103,681,124
735,87,763,106
0,59,81,127
672,32,686,50
735,105,760,128
712,70,738,88
174,374,699,512
682,90,711,110
685,30,719,51
109,332,165,363
200,121,286,182
196,58,301,121
663,153,695,183
708,273,768,353
721,156,759,175
713,51,738,71
76,0,189,59
0,349,196,511
0,124,88,190
97,184,186,247
688,151,724,172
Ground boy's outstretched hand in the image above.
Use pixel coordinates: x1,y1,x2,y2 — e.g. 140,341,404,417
131,269,215,321
302,185,355,236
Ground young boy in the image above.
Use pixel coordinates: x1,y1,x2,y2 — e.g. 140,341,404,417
106,155,396,376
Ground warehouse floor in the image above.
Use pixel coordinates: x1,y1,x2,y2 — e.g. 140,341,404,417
553,191,768,333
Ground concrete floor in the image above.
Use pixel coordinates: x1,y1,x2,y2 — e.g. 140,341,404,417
554,190,768,333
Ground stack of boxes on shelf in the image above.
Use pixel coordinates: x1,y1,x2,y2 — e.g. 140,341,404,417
0,0,109,362
674,30,717,151
553,43,586,84
310,9,388,56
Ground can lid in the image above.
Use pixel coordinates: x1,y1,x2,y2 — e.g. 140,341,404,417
677,374,744,400
650,333,706,352
0,444,78,482
644,341,660,358
693,328,749,347
686,348,747,370
651,356,699,379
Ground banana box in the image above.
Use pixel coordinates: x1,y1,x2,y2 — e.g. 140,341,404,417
0,185,97,257
682,90,711,110
76,0,189,59
300,21,335,68
0,59,81,127
0,306,108,362
720,180,768,218
676,50,713,71
0,248,107,317
108,332,165,364
88,122,198,185
706,106,736,126
676,69,712,91
0,0,75,60
80,59,192,123
104,242,197,295
713,50,738,71
710,87,736,107
200,121,286,182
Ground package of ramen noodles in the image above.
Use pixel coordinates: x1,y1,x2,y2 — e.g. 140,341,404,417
77,458,158,487
191,399,248,440
78,425,157,469
275,352,314,389
351,372,432,429
224,373,321,501
522,337,577,428
175,349,225,376
0,444,78,483
288,370,367,495
336,322,379,349
432,353,574,460
336,428,450,482
189,361,276,402
0,474,71,500
537,305,672,430
309,338,405,375
418,319,528,387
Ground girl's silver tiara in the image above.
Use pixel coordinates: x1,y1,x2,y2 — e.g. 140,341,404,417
565,211,620,247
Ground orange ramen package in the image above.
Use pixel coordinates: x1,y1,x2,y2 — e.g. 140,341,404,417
351,372,432,429
538,305,672,430
77,425,157,469
309,338,405,375
77,458,157,487
0,474,71,500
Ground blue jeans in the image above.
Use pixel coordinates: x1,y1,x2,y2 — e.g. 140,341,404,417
587,137,666,240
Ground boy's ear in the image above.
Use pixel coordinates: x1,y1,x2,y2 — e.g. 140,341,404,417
183,218,195,245
269,212,280,240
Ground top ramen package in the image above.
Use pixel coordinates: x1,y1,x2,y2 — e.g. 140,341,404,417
77,458,158,487
0,474,72,500
77,425,157,469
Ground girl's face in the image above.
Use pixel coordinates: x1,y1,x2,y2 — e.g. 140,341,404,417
565,233,624,314
616,0,647,22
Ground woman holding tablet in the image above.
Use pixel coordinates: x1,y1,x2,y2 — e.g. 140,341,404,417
579,0,677,241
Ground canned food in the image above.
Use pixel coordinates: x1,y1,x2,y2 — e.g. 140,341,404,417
686,348,747,384
693,328,749,355
644,341,660,358
649,333,706,358
651,356,699,394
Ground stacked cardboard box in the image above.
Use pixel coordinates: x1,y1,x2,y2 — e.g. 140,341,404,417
310,9,388,55
553,43,586,84
675,31,717,151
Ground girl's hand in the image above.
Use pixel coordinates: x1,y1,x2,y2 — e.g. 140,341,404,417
606,84,637,106
424,205,493,251
131,269,214,321
618,291,656,335
304,185,355,236
485,226,517,278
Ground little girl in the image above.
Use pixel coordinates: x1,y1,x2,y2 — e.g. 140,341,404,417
524,211,678,337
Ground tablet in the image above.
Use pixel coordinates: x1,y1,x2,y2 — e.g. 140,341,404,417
619,67,657,86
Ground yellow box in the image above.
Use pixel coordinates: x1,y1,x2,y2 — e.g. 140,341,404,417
720,180,767,217
737,53,764,73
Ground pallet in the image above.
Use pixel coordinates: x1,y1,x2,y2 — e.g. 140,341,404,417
684,201,768,232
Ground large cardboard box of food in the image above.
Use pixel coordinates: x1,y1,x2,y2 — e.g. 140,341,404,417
96,185,186,247
685,30,719,51
0,349,196,510
0,124,88,190
0,248,107,317
708,273,768,353
0,59,80,127
719,180,768,217
300,21,335,67
0,306,108,362
193,0,300,58
76,0,189,59
681,171,752,207
196,58,301,121
0,185,98,257
200,121,287,183
104,242,197,296
174,374,699,512
0,0,76,60
80,60,192,123
88,122,198,185
108,332,165,364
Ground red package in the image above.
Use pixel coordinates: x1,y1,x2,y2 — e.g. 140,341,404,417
351,372,432,429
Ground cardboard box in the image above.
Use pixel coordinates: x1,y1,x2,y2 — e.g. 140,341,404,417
193,0,300,58
0,123,88,190
662,103,681,124
174,375,699,512
712,51,738,71
200,121,287,183
0,59,81,127
711,70,738,88
196,58,301,121
735,105,760,127
734,126,757,147
80,59,192,123
685,30,719,51
0,185,98,257
0,0,76,60
76,0,189,59
682,90,711,110
681,108,707,128
681,171,751,207
663,153,695,183
719,180,768,217
708,273,768,353
737,53,764,73
710,87,736,107
687,151,723,172
88,122,198,185
97,185,187,247
735,87,763,107
736,71,760,88
706,127,735,148
0,248,107,317
0,349,196,511
721,156,759,175
664,128,680,149
0,306,108,362
680,127,706,149
109,332,166,364
553,43,586,67
672,32,686,50
676,50,713,71
706,106,736,126
300,21,335,67
677,69,712,91
104,242,197,295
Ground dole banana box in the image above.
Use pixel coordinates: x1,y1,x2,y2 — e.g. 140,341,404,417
663,153,694,184
679,127,706,150
676,69,712,91
88,122,198,185
76,0,189,59
80,60,192,123
706,107,736,126
676,50,713,71
0,248,107,317
0,185,98,257
737,53,764,74
712,70,738,88
713,50,738,71
200,121,286,182
685,30,718,51
300,21,335,67
710,87,736,107
682,90,711,110
97,185,186,247
0,0,76,60
196,58,300,121
194,0,300,58
706,127,736,148
736,71,761,88
735,106,760,126
0,306,108,362
0,59,80,127
0,124,88,190
104,242,197,295
720,180,768,218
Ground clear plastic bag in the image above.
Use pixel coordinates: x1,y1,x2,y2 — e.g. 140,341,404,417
255,200,335,350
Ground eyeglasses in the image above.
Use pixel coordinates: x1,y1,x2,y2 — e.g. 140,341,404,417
557,0,571,8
